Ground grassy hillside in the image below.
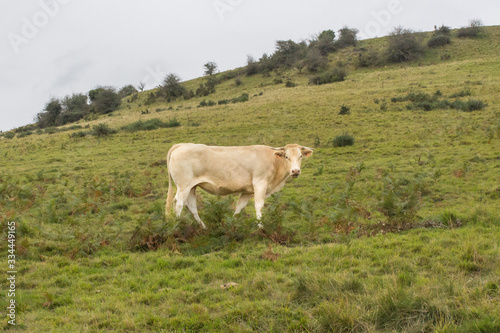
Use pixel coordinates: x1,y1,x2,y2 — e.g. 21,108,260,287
1,26,500,332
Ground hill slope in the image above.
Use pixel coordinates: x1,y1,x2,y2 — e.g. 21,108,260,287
1,27,499,331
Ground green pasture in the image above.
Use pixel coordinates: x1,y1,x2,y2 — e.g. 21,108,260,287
1,26,499,332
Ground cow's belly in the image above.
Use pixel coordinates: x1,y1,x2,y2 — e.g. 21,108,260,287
198,181,253,196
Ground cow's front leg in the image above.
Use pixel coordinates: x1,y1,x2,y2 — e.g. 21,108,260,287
253,182,267,228
234,193,252,215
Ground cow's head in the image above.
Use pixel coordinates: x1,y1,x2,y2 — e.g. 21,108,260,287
272,144,313,178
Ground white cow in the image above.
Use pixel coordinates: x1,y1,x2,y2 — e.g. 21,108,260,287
165,143,313,228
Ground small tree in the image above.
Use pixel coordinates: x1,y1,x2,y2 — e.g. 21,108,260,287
58,93,89,125
119,84,138,97
272,40,306,68
457,19,484,38
385,27,425,63
159,73,187,99
204,62,218,76
89,87,121,114
305,48,327,72
310,30,336,56
434,25,451,36
37,98,62,128
246,55,259,76
137,82,146,92
428,25,451,48
428,35,451,48
336,26,359,49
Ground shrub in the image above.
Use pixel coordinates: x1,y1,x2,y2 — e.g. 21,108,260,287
441,53,451,61
285,80,297,88
89,87,122,114
128,93,139,103
257,53,275,75
234,77,242,86
450,89,471,98
332,133,355,147
198,100,216,107
118,85,138,97
4,132,15,139
195,82,216,97
219,93,250,105
183,89,195,100
435,25,451,36
91,123,117,137
392,90,487,112
304,48,327,73
339,105,350,115
58,93,90,125
273,77,284,84
309,30,336,56
309,67,347,85
231,93,249,103
121,118,180,132
16,131,33,138
245,56,260,76
219,69,239,81
452,99,487,112
144,92,157,105
356,49,381,68
44,127,58,134
427,34,451,48
336,26,359,49
386,27,425,63
272,40,307,68
69,131,87,138
36,98,62,128
457,19,483,38
159,73,187,99
380,171,431,227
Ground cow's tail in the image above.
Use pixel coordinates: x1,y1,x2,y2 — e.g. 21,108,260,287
165,144,180,216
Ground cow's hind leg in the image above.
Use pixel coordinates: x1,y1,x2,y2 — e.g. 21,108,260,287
234,193,252,215
174,188,190,218
186,187,206,229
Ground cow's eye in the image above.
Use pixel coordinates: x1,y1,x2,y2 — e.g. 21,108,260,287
300,155,303,159
285,155,289,160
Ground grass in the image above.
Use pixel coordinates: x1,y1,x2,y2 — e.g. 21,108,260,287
1,26,500,332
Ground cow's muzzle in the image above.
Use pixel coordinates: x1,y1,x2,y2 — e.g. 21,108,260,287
291,169,301,178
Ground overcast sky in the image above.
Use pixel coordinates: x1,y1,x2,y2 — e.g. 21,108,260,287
1,0,499,132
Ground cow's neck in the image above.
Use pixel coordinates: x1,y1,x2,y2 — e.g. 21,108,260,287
271,156,290,188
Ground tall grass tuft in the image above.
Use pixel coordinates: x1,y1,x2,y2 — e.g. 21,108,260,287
332,133,355,147
91,123,117,137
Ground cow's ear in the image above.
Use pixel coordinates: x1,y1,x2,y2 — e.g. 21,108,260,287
271,147,285,158
274,150,285,158
301,146,313,157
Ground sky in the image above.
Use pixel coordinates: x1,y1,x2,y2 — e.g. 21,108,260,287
1,0,499,132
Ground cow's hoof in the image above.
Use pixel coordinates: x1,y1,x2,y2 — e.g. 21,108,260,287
257,223,263,229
